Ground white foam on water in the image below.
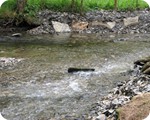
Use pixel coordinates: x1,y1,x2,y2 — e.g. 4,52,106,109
12,47,150,99
73,71,95,77
69,81,82,92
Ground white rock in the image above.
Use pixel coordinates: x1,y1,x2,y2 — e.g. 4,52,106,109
106,22,116,29
123,16,139,27
52,21,71,33
12,33,22,37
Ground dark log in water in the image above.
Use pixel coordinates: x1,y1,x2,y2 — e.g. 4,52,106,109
68,67,95,73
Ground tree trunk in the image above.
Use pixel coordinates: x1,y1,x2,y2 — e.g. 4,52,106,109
80,0,84,15
114,0,117,10
17,0,27,13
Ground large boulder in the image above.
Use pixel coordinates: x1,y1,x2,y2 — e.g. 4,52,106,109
123,16,139,27
117,93,150,120
52,21,71,33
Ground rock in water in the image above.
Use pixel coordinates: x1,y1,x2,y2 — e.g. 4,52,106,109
12,33,22,37
52,21,71,33
68,68,95,73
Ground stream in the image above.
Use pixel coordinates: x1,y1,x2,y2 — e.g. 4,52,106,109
0,33,150,120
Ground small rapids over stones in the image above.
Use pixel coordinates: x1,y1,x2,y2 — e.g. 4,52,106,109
0,33,150,120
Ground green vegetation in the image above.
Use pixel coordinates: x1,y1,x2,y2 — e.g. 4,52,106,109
0,0,148,17
0,0,148,25
22,0,148,11
0,0,149,13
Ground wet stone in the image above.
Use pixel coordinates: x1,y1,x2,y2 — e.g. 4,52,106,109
12,33,22,37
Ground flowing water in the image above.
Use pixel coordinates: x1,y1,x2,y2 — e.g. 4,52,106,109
0,33,150,120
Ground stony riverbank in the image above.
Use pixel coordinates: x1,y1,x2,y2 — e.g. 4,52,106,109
1,9,150,36
89,75,150,120
25,9,150,35
88,58,150,120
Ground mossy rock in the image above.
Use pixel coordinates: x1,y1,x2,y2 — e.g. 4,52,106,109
117,93,150,120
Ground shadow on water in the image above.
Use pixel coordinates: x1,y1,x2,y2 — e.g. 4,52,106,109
0,33,150,119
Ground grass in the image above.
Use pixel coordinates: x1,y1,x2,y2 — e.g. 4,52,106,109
84,0,148,10
26,0,149,11
0,0,149,15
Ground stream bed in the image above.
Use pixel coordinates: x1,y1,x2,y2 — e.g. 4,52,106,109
0,33,150,120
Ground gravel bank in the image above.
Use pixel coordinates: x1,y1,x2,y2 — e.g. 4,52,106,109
27,9,150,35
88,58,150,120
